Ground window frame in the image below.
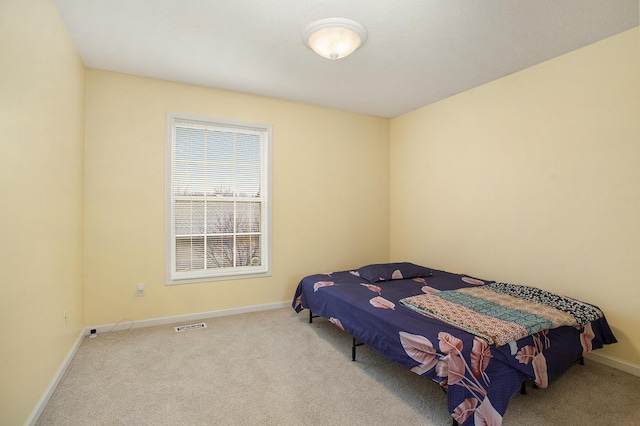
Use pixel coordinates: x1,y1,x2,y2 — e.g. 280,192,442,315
165,112,272,285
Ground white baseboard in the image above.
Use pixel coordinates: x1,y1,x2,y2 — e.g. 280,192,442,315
587,352,640,377
27,301,290,425
86,300,290,334
24,329,85,426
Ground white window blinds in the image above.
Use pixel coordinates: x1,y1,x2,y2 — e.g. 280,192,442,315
166,113,271,284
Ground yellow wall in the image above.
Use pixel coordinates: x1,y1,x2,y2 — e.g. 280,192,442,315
84,70,390,325
390,28,640,364
0,0,86,424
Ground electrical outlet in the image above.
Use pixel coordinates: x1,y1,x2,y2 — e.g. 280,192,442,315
137,284,145,297
64,311,68,328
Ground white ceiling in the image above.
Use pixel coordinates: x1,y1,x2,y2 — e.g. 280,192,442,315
53,0,638,118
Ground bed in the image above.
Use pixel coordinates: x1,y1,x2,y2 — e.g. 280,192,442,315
291,262,617,425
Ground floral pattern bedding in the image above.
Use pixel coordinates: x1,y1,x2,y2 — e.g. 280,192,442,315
292,265,617,425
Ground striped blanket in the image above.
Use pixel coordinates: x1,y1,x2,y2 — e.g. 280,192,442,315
400,282,603,346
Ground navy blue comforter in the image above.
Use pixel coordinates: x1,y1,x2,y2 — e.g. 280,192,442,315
292,265,616,425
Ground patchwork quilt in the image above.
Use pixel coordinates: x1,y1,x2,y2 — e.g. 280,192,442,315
400,282,604,346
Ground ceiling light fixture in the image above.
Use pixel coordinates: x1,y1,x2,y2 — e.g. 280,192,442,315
303,18,368,60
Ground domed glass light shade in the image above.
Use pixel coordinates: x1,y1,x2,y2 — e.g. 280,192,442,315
303,18,368,60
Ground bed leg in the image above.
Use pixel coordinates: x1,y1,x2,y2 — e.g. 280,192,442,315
309,310,313,323
578,356,585,365
352,339,356,361
452,418,459,426
520,381,527,395
352,337,364,361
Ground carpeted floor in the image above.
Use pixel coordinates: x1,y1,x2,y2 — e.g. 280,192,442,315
37,307,640,425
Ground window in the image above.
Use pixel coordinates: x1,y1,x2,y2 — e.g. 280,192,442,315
165,112,272,284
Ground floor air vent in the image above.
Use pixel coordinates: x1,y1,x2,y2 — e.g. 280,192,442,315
175,322,207,332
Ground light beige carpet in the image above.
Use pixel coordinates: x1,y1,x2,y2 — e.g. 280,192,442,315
37,308,640,425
